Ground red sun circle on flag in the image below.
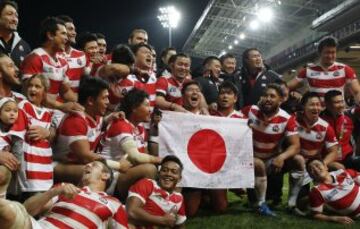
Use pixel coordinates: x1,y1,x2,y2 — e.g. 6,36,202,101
187,129,226,174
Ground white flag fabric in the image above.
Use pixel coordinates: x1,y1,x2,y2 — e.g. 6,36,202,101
159,111,254,189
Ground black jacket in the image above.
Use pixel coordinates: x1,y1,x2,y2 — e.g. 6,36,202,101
0,32,31,68
239,65,282,106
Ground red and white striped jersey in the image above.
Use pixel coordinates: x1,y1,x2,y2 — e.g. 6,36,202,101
128,178,186,228
17,100,54,191
21,48,69,100
114,73,157,108
295,114,338,159
59,48,89,93
242,105,298,158
156,76,189,106
309,169,360,217
211,109,245,119
100,118,147,161
296,62,356,100
38,186,128,229
54,113,103,163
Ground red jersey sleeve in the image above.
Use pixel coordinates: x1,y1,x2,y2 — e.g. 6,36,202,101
309,187,324,213
241,105,252,118
176,199,187,225
285,115,298,136
21,53,43,80
295,68,306,82
155,77,168,96
325,125,338,149
111,204,129,229
118,77,135,96
344,65,357,80
59,115,88,144
346,169,360,185
128,178,153,204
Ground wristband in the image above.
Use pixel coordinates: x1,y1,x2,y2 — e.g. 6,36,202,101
149,136,159,144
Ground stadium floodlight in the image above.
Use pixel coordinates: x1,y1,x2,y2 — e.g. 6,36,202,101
249,20,259,30
239,33,246,40
257,7,274,22
157,6,181,47
228,45,233,50
234,40,239,45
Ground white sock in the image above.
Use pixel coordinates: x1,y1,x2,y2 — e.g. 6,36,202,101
288,171,304,207
255,176,267,206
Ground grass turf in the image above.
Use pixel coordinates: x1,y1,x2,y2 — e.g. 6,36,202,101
186,177,359,229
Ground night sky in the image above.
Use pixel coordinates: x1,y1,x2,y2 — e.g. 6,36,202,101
17,0,209,57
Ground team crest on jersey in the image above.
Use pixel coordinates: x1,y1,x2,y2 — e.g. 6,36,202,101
19,45,24,51
121,88,128,96
272,125,279,132
99,197,108,204
333,71,340,77
77,59,83,65
316,133,322,140
310,72,320,76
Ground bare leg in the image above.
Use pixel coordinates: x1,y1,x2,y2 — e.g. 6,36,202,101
0,165,11,199
0,199,32,229
183,189,202,217
254,157,267,206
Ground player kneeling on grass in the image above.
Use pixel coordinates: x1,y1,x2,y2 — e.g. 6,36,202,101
242,84,301,216
126,155,186,229
0,160,128,229
99,88,161,199
307,158,360,224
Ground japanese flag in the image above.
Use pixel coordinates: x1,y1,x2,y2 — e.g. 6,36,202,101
159,111,254,189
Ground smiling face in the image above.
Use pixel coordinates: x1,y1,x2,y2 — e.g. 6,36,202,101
307,159,328,182
158,161,182,192
171,56,191,81
259,88,282,114
52,24,68,51
304,97,322,123
327,94,345,116
0,5,18,32
183,83,201,110
64,22,76,45
222,57,236,74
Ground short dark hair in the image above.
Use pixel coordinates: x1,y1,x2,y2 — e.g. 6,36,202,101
39,17,65,44
161,155,183,172
318,36,337,53
219,81,238,95
95,158,114,190
96,33,105,40
242,48,261,67
0,1,18,15
300,92,320,107
130,43,151,55
111,44,135,65
220,53,236,64
160,47,176,59
57,15,73,24
129,28,147,39
78,76,109,105
264,83,284,97
119,88,149,118
76,32,98,50
202,56,220,67
324,90,343,105
170,53,190,64
181,80,201,95
306,158,324,174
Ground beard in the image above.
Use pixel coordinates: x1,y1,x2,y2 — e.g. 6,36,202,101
259,102,278,115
